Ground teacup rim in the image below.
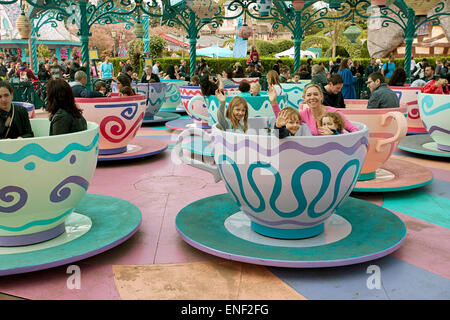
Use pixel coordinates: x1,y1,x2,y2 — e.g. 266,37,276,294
0,118,99,143
211,120,368,139
75,94,147,104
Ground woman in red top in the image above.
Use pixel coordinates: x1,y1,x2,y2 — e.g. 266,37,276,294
421,76,449,95
247,45,260,66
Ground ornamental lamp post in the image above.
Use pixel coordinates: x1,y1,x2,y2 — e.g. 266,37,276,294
186,0,219,21
134,22,145,39
324,0,346,9
291,0,306,11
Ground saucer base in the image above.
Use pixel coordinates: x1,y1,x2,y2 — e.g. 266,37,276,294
97,137,167,162
398,134,450,158
0,193,141,276
175,193,406,268
353,157,433,192
166,118,211,131
143,111,181,125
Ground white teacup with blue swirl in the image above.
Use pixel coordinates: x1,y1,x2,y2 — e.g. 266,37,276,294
0,119,99,246
175,120,369,239
160,79,189,112
419,92,450,151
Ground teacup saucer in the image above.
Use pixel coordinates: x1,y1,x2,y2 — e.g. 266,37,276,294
175,193,406,268
97,137,168,162
142,111,181,125
160,106,187,115
181,136,214,158
166,118,211,131
398,134,450,158
353,157,433,193
0,194,141,276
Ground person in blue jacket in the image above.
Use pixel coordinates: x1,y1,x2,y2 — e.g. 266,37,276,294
338,58,357,99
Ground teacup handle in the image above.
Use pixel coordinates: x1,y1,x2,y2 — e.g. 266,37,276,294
375,111,408,153
163,83,179,102
173,127,222,183
187,95,211,123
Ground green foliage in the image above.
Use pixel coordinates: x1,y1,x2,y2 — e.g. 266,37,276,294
360,41,370,59
126,39,144,76
149,34,168,58
272,39,294,53
37,45,51,59
301,36,331,51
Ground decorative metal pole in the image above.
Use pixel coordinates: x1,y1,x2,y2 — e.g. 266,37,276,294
188,11,198,78
403,7,415,82
30,29,37,73
143,13,150,53
293,10,303,73
78,0,91,87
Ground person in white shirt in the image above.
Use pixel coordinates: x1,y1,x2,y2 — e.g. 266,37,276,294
152,61,161,75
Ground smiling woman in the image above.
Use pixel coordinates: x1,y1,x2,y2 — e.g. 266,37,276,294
0,81,34,140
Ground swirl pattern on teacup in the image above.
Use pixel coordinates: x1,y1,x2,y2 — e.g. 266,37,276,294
217,155,361,225
100,112,144,143
421,95,450,116
0,186,28,213
49,176,90,203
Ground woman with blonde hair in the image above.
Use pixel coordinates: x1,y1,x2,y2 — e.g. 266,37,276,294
268,83,358,136
266,70,284,95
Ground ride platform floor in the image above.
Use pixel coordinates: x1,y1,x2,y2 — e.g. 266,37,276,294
0,122,449,300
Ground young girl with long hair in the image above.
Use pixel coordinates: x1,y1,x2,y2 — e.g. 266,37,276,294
266,70,284,95
215,89,248,133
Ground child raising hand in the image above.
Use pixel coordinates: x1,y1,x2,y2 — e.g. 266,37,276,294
215,89,248,133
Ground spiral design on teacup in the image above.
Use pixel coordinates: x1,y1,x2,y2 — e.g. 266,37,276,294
100,112,144,143
421,95,450,116
0,186,28,213
120,103,138,120
408,105,420,120
217,155,360,224
49,176,90,203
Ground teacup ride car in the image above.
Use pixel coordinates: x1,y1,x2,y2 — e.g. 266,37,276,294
398,92,450,158
76,94,168,162
340,99,433,192
111,81,180,125
232,77,260,86
13,101,35,118
172,121,406,267
165,85,239,131
160,79,189,114
389,86,426,134
0,119,141,276
280,81,310,109
180,92,289,163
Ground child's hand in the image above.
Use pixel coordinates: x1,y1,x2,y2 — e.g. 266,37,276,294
215,89,226,103
268,85,277,105
319,126,333,135
276,114,287,128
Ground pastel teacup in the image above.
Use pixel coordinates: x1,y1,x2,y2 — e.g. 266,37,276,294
232,78,260,85
194,92,289,126
418,92,450,151
389,86,425,133
160,79,189,111
340,105,407,180
0,119,99,246
281,81,310,109
76,94,147,155
174,121,369,239
13,101,35,118
180,85,239,128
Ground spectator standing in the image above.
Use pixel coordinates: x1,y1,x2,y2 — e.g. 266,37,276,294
435,59,443,76
152,61,161,75
247,45,260,66
272,59,283,75
381,55,396,79
0,58,7,80
37,62,51,81
100,56,114,80
50,57,65,80
338,58,357,99
69,54,87,81
15,62,38,81
365,58,378,77
330,58,341,74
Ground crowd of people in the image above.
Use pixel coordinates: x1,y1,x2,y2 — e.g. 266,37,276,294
1,48,449,142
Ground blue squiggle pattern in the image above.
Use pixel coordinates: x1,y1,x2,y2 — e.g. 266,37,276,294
217,155,361,222
421,95,450,116
94,103,138,120
0,208,72,232
0,133,99,163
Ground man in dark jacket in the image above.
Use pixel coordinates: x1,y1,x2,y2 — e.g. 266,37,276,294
69,54,87,81
321,73,346,109
70,71,103,98
366,72,399,109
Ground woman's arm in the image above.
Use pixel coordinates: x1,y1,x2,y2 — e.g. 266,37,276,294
17,106,34,138
268,85,281,118
336,110,359,132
